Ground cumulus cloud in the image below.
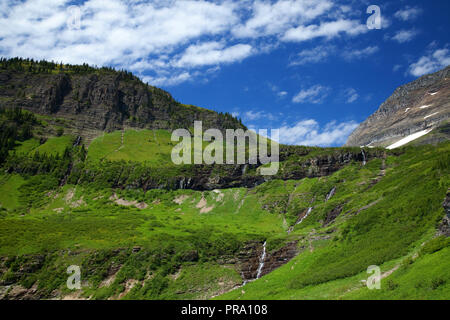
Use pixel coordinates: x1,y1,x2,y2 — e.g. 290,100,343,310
292,85,330,104
0,0,375,86
282,19,367,42
174,42,253,68
394,6,422,21
142,72,192,87
408,48,450,77
232,0,333,38
277,119,359,146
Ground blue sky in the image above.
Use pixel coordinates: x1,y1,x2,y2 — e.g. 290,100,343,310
0,0,449,146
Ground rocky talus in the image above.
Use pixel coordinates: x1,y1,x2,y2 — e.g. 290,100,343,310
346,66,450,147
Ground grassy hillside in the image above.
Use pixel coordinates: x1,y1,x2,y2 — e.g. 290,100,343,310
0,108,448,300
218,142,450,299
87,129,177,166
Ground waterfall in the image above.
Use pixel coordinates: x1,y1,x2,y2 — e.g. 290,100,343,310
242,164,248,175
179,178,185,190
256,241,267,279
73,136,81,147
361,148,366,166
326,187,336,202
296,207,312,225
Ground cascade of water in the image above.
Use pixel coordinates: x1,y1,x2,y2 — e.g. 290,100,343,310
242,164,249,175
256,241,267,279
179,178,185,190
73,136,81,147
296,207,312,225
361,149,367,166
326,187,336,201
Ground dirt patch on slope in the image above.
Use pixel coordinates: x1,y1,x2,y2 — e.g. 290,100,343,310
174,195,189,205
110,193,148,209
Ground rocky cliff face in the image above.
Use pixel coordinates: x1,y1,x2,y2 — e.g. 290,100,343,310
346,66,450,147
66,148,384,192
438,189,450,237
238,241,298,282
0,66,244,143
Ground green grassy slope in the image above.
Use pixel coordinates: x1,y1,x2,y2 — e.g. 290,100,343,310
0,110,449,300
87,129,177,166
217,142,450,300
31,135,74,157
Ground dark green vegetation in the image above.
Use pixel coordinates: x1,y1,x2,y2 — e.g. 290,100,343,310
0,58,448,300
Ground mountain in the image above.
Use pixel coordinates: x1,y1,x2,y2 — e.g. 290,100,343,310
346,66,450,148
0,58,449,301
0,58,245,143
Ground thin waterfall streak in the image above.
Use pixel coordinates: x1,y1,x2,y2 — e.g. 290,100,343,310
256,241,267,279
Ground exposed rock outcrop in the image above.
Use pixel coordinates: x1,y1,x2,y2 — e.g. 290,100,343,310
70,149,384,192
438,189,450,237
0,68,245,144
346,66,450,147
323,204,344,227
239,241,298,282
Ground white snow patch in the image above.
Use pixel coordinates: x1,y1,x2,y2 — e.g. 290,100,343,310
405,108,410,113
424,112,439,120
419,105,432,109
430,92,438,96
386,129,433,150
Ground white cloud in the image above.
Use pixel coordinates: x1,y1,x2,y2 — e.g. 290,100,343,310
290,45,335,66
290,45,378,66
344,88,358,103
408,48,450,77
292,85,329,104
143,72,191,87
174,42,253,68
393,64,402,72
0,0,239,85
0,0,377,86
282,19,367,42
341,46,379,61
268,83,288,98
277,119,359,146
232,0,333,38
244,110,277,121
390,29,418,43
394,6,422,21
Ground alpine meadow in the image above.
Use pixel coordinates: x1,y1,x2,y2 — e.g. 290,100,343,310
0,0,449,305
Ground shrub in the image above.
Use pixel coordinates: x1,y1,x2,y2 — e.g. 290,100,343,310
56,127,64,137
420,236,450,256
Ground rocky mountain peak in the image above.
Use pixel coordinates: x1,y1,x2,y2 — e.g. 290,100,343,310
346,66,450,148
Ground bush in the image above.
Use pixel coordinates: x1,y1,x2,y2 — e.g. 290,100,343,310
431,277,446,290
386,279,399,291
420,236,450,256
